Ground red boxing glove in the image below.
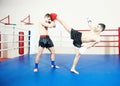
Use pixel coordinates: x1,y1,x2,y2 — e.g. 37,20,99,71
50,13,57,21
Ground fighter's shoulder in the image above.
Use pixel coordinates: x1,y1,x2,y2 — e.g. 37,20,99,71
90,26,96,30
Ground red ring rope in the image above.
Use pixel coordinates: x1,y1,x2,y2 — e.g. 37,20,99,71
78,27,119,55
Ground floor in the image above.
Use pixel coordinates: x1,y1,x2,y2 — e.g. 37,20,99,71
0,54,120,86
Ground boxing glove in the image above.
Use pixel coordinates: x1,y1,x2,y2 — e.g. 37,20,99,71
50,13,57,21
86,16,92,22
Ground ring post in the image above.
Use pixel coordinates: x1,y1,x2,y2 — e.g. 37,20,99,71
118,27,120,55
28,30,31,54
0,32,1,57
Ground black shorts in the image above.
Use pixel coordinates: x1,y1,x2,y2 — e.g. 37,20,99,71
71,28,82,48
39,35,54,48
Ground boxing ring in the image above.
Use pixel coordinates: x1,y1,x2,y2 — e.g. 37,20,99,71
0,27,120,86
0,25,31,61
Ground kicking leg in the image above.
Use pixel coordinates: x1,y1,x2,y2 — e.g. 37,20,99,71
57,17,71,33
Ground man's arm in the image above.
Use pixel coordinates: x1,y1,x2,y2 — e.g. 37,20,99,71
86,42,99,48
41,21,56,28
87,17,95,31
88,21,93,28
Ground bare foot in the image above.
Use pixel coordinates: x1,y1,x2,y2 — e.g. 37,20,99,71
34,68,38,72
70,68,79,74
51,65,60,69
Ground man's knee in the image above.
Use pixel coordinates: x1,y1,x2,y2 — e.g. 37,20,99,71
76,53,80,58
50,51,55,55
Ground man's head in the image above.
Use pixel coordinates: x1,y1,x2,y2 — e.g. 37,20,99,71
95,23,106,32
98,23,106,32
44,13,52,23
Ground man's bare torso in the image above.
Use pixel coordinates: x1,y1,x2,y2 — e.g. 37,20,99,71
82,31,100,43
39,24,48,35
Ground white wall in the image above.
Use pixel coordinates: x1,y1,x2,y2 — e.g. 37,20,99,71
0,0,120,55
